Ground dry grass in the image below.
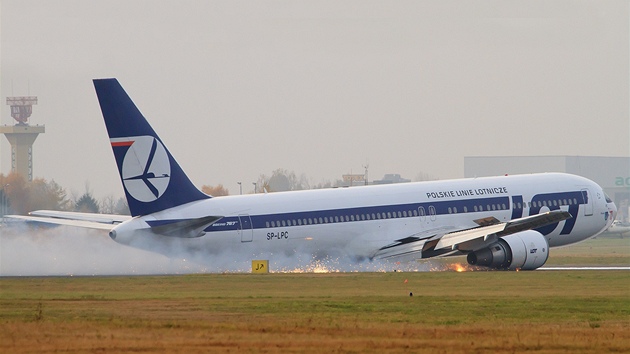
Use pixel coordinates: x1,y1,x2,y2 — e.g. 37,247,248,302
1,270,629,353
1,238,628,353
2,320,628,353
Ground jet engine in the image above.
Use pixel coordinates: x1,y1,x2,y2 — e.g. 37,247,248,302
466,230,549,270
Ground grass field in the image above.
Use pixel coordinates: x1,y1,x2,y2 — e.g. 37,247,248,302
0,238,628,353
544,237,630,267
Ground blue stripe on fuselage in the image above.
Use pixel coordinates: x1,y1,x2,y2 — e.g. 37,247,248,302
205,196,511,232
204,190,588,234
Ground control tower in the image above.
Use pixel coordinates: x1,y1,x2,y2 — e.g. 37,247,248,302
0,97,45,181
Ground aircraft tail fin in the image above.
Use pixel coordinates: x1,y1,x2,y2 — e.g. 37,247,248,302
93,78,210,217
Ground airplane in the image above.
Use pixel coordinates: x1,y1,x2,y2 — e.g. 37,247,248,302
599,220,630,238
7,78,618,271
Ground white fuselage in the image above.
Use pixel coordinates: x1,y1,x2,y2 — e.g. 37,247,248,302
111,173,616,264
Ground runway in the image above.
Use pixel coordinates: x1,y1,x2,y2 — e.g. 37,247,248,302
538,267,630,271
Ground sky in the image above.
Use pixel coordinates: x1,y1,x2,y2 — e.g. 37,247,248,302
1,0,628,201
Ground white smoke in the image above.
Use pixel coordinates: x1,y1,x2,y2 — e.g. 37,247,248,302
0,225,209,276
0,224,437,276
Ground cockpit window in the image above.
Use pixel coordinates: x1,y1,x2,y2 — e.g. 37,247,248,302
605,194,613,203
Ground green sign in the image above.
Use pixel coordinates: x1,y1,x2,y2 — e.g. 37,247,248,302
615,177,630,186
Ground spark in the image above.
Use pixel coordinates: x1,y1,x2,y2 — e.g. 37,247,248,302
448,263,471,272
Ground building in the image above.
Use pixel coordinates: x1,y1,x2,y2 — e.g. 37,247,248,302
464,156,630,222
340,174,366,187
372,174,411,185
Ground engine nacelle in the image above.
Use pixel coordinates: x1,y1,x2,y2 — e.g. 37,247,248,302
467,230,549,270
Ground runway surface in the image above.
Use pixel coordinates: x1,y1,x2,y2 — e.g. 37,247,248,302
539,267,629,271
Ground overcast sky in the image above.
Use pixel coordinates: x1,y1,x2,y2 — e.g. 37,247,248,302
1,1,628,200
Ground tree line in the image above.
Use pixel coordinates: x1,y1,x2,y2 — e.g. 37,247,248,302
0,173,129,216
0,168,334,216
1,168,428,216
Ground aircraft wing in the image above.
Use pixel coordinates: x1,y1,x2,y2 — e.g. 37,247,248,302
373,210,571,262
3,210,131,231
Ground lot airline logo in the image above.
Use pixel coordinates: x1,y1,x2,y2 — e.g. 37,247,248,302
110,136,171,202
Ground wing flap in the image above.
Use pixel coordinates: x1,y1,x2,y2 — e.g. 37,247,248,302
373,210,572,262
373,238,427,262
372,226,455,262
435,224,506,250
435,210,571,251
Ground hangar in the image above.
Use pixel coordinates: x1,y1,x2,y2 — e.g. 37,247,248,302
464,156,630,223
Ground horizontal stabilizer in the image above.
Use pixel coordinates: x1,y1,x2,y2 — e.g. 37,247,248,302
145,215,223,238
29,210,131,224
3,215,116,230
